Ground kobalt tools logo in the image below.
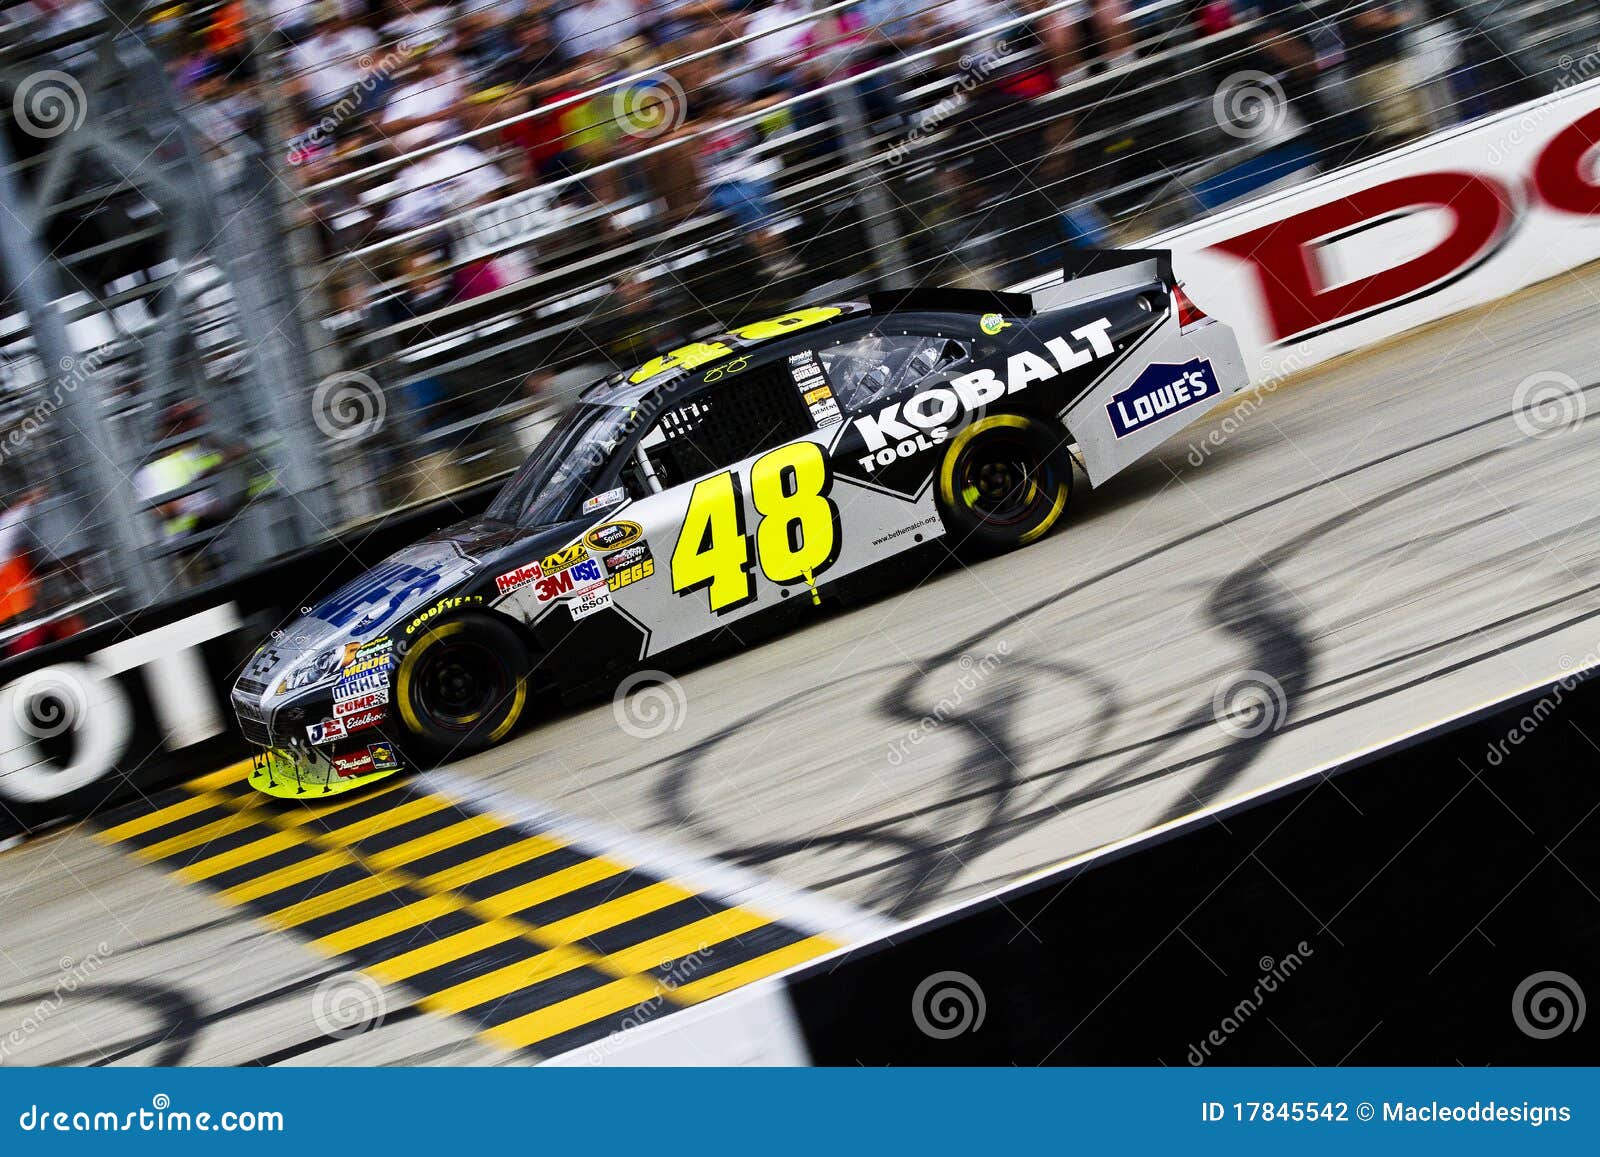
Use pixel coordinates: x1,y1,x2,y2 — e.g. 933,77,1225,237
852,319,1115,471
1107,359,1219,438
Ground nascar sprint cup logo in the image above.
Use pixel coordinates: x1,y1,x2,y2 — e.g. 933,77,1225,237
853,319,1115,471
1106,359,1220,439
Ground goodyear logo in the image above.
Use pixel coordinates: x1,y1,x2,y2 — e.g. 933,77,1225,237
404,595,483,636
1106,358,1219,439
583,521,643,552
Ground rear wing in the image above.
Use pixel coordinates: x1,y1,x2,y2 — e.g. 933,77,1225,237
1033,246,1176,314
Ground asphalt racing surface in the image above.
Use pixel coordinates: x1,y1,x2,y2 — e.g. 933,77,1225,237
6,266,1600,1064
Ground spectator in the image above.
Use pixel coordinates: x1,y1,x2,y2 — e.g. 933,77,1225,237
287,13,381,113
1341,0,1430,151
686,89,802,279
555,0,640,62
133,401,247,586
382,46,468,151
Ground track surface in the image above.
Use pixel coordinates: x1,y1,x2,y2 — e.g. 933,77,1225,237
5,266,1600,1063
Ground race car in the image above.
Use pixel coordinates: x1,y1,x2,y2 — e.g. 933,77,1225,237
232,248,1247,797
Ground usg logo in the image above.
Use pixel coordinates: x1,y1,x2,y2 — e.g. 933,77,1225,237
1107,359,1219,438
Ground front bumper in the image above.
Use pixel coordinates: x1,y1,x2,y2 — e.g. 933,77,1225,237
246,742,405,799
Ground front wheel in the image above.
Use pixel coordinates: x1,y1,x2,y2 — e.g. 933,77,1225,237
393,614,530,762
936,413,1074,557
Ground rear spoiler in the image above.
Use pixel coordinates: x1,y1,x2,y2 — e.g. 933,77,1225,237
870,248,1176,319
1034,245,1176,314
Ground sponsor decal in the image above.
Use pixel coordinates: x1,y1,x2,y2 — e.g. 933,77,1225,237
606,556,655,592
332,749,376,778
341,707,385,733
1106,359,1219,438
333,671,390,702
581,487,626,514
852,319,1114,471
789,350,843,428
602,544,651,575
541,542,589,574
583,521,643,552
534,556,603,603
307,716,346,744
569,582,613,620
333,689,388,717
367,742,400,772
495,561,543,595
339,639,393,680
404,595,483,636
980,312,1010,335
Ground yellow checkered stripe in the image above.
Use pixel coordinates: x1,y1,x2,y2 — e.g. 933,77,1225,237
95,763,837,1058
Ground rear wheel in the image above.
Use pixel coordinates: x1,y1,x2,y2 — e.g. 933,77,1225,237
393,614,530,762
936,414,1073,557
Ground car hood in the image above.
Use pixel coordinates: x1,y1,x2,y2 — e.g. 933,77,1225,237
237,518,582,698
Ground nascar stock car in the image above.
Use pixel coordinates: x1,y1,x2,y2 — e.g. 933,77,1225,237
232,248,1247,797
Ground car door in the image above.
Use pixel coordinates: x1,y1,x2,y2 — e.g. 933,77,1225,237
602,328,969,657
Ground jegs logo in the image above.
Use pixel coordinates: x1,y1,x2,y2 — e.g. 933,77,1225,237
851,319,1115,472
1106,359,1218,438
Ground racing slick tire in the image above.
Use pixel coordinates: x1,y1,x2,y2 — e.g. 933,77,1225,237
935,413,1074,557
393,613,531,762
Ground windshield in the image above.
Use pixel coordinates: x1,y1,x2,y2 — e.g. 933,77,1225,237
486,403,636,526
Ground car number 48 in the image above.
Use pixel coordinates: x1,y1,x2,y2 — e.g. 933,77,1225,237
671,441,842,613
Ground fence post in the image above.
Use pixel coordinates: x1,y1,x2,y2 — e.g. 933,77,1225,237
824,81,912,288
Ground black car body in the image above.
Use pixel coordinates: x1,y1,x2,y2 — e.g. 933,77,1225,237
233,249,1247,796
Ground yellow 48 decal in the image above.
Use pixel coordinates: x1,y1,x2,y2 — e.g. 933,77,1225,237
671,441,841,613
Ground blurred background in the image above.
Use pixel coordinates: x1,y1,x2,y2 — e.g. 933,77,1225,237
0,0,1593,654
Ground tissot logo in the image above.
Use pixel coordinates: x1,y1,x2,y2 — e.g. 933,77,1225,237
852,319,1115,471
1106,359,1219,438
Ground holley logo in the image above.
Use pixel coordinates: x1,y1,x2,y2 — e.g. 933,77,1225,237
1107,359,1219,438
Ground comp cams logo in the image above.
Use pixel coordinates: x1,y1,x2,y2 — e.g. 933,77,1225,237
850,319,1114,472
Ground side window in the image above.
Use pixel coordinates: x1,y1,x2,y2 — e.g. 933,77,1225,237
637,360,814,489
818,334,970,410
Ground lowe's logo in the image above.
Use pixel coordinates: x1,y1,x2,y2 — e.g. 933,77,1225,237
1107,359,1218,438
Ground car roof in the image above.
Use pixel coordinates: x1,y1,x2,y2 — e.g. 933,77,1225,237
580,301,873,406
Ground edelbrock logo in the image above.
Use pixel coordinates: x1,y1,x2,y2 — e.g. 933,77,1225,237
852,319,1115,471
1106,358,1219,438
